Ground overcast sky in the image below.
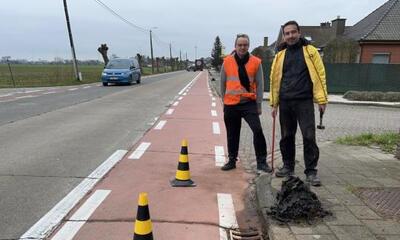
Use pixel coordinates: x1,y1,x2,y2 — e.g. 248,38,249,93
0,0,388,61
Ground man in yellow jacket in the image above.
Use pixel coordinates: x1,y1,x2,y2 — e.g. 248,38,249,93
269,21,328,186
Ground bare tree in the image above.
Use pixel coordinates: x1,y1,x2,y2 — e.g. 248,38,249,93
97,44,109,65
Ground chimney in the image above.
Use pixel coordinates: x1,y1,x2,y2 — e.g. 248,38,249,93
264,37,268,47
320,21,331,28
332,16,346,36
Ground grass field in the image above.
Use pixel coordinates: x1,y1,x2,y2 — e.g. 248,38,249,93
0,64,176,88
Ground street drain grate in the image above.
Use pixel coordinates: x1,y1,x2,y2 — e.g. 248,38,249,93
358,188,400,218
229,229,264,240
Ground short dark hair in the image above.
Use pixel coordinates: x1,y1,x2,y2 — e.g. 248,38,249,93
282,20,300,32
235,33,250,46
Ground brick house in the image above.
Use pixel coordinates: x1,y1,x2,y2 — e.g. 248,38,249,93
345,0,400,63
271,0,400,64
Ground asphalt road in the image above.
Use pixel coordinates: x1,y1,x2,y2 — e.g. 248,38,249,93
0,71,198,239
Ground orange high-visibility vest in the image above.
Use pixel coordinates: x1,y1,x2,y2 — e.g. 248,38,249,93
223,54,261,105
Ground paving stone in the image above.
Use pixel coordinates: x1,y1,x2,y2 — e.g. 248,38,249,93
295,235,337,240
270,225,296,240
347,205,382,220
363,220,400,235
324,210,363,226
375,235,400,240
328,225,377,240
289,223,333,235
324,185,353,195
335,193,365,206
370,177,400,187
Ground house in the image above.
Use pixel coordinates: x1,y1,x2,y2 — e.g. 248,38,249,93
271,0,400,64
344,0,400,63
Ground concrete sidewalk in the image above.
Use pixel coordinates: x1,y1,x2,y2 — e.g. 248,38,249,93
208,69,400,240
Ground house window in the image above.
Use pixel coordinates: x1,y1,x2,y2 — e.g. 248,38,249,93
372,53,390,64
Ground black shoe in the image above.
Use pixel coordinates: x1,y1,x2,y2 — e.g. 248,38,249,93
306,174,322,187
257,163,272,173
221,161,236,171
275,167,294,178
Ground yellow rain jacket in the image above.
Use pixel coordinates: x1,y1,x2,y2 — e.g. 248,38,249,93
269,44,328,107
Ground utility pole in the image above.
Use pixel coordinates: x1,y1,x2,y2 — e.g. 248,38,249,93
149,30,154,74
63,0,80,81
195,45,198,60
169,43,173,70
179,50,182,70
186,52,188,61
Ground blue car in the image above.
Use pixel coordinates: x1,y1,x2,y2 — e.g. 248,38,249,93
101,58,141,86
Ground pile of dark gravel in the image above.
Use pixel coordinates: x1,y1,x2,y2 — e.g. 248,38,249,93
268,176,331,223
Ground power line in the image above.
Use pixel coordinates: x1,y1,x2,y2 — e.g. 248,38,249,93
92,0,148,33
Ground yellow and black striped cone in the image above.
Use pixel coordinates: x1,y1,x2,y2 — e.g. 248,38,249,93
170,139,196,187
133,192,153,240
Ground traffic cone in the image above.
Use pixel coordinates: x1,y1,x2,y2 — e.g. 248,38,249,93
133,192,153,240
170,139,196,187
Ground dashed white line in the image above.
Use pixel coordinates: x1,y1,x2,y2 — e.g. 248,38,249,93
166,109,174,115
211,110,218,117
212,122,221,135
183,93,187,96
83,86,91,89
215,146,226,167
178,96,183,100
24,90,42,93
173,101,179,106
217,193,239,240
20,150,127,239
68,88,78,91
212,102,216,107
42,91,57,95
52,190,111,240
154,120,167,130
16,95,34,99
0,93,13,97
212,97,216,101
129,142,151,159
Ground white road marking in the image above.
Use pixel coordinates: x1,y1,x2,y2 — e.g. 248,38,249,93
212,97,216,101
16,95,34,99
178,96,183,100
217,193,239,240
215,146,226,167
166,109,174,115
129,142,151,159
212,102,216,107
173,101,179,106
68,88,78,91
211,110,217,117
83,86,91,89
154,120,167,130
20,150,127,239
42,91,57,95
0,93,14,97
51,190,111,240
24,90,42,93
212,122,221,135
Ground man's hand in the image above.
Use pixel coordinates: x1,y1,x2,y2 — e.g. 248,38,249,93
319,104,327,113
271,106,278,118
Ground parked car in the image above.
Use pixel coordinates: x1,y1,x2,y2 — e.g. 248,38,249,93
101,58,141,86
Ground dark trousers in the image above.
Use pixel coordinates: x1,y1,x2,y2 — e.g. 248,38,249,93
223,101,267,163
279,99,319,175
